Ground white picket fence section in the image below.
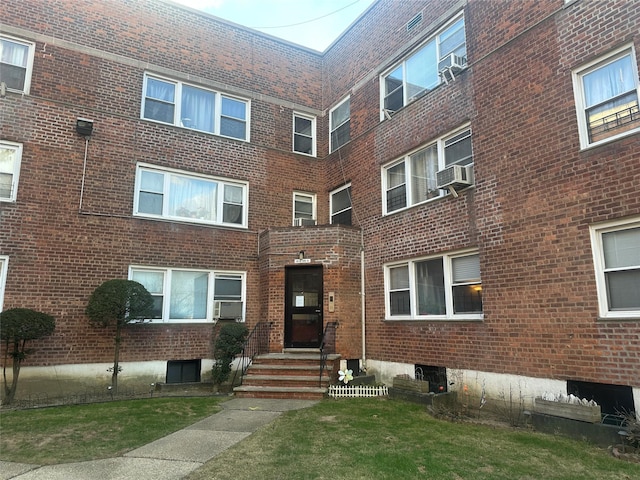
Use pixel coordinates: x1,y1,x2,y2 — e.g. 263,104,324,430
328,384,388,398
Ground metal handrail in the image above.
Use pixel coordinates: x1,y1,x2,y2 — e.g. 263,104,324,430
232,321,271,387
319,321,338,387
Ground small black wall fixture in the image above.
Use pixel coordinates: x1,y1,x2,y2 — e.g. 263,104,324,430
76,118,94,136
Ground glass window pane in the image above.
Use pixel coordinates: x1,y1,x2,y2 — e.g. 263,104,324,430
331,121,350,150
603,227,640,269
144,78,175,123
387,163,405,188
1,39,28,67
0,172,12,199
220,117,246,139
452,284,483,313
606,270,640,310
387,185,406,212
141,170,164,192
295,116,312,136
138,192,163,215
332,187,351,214
146,77,175,102
389,265,409,290
452,254,481,283
406,41,438,98
169,175,217,221
214,276,242,301
584,55,635,108
222,96,246,120
224,184,243,204
131,270,164,319
385,66,404,111
0,64,26,91
439,18,465,58
410,145,438,204
390,291,411,315
331,98,350,127
332,209,352,226
445,130,473,166
294,135,313,154
170,271,208,319
132,271,164,294
416,259,445,315
181,85,215,133
295,200,313,217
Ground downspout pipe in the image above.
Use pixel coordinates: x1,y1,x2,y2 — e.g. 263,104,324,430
360,229,366,373
78,136,90,212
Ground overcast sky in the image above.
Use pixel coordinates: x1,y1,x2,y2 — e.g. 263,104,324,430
170,0,377,51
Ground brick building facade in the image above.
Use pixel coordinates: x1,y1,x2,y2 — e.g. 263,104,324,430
1,0,639,412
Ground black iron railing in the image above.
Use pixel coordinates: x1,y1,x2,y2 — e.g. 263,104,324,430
232,321,271,386
319,321,338,387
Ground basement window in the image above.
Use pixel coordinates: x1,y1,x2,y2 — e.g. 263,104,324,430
166,359,201,383
567,380,634,423
415,364,447,393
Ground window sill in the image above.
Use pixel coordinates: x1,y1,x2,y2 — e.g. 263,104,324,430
597,315,640,322
384,316,483,323
133,214,247,230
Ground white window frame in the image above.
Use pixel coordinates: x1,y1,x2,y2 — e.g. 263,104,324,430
379,13,466,119
133,163,248,229
141,73,250,142
293,112,316,156
330,183,352,225
0,35,36,95
589,216,640,319
384,250,483,321
293,191,317,226
382,125,471,215
0,141,23,202
329,96,350,153
0,256,8,311
572,44,640,150
129,266,246,323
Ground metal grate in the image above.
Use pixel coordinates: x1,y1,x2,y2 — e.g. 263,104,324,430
406,12,423,32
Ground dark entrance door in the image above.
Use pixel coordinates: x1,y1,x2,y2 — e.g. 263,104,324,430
285,266,323,348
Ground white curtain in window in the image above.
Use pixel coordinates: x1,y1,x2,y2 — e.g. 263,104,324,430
0,147,15,198
146,77,174,102
169,175,217,221
1,39,28,66
411,145,438,204
584,55,635,108
416,259,445,315
181,85,214,132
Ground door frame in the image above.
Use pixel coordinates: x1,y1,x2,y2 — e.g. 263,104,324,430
284,265,323,348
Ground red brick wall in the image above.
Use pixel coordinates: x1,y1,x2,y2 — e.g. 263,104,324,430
1,0,639,394
0,0,326,369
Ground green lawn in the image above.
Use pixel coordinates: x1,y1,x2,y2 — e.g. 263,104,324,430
1,396,638,479
0,397,224,465
187,398,640,480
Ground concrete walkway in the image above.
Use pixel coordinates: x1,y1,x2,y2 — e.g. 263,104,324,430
1,398,318,480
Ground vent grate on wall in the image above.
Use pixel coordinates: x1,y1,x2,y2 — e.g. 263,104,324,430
406,12,423,32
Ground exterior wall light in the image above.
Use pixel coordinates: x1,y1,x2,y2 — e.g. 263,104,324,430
76,118,94,136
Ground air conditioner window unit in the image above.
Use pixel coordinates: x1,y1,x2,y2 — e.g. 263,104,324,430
214,301,243,320
436,164,474,190
294,218,317,226
438,53,466,73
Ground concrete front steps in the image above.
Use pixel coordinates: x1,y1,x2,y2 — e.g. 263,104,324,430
234,349,341,400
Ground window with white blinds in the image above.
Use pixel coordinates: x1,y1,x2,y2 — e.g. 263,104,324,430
385,251,482,320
